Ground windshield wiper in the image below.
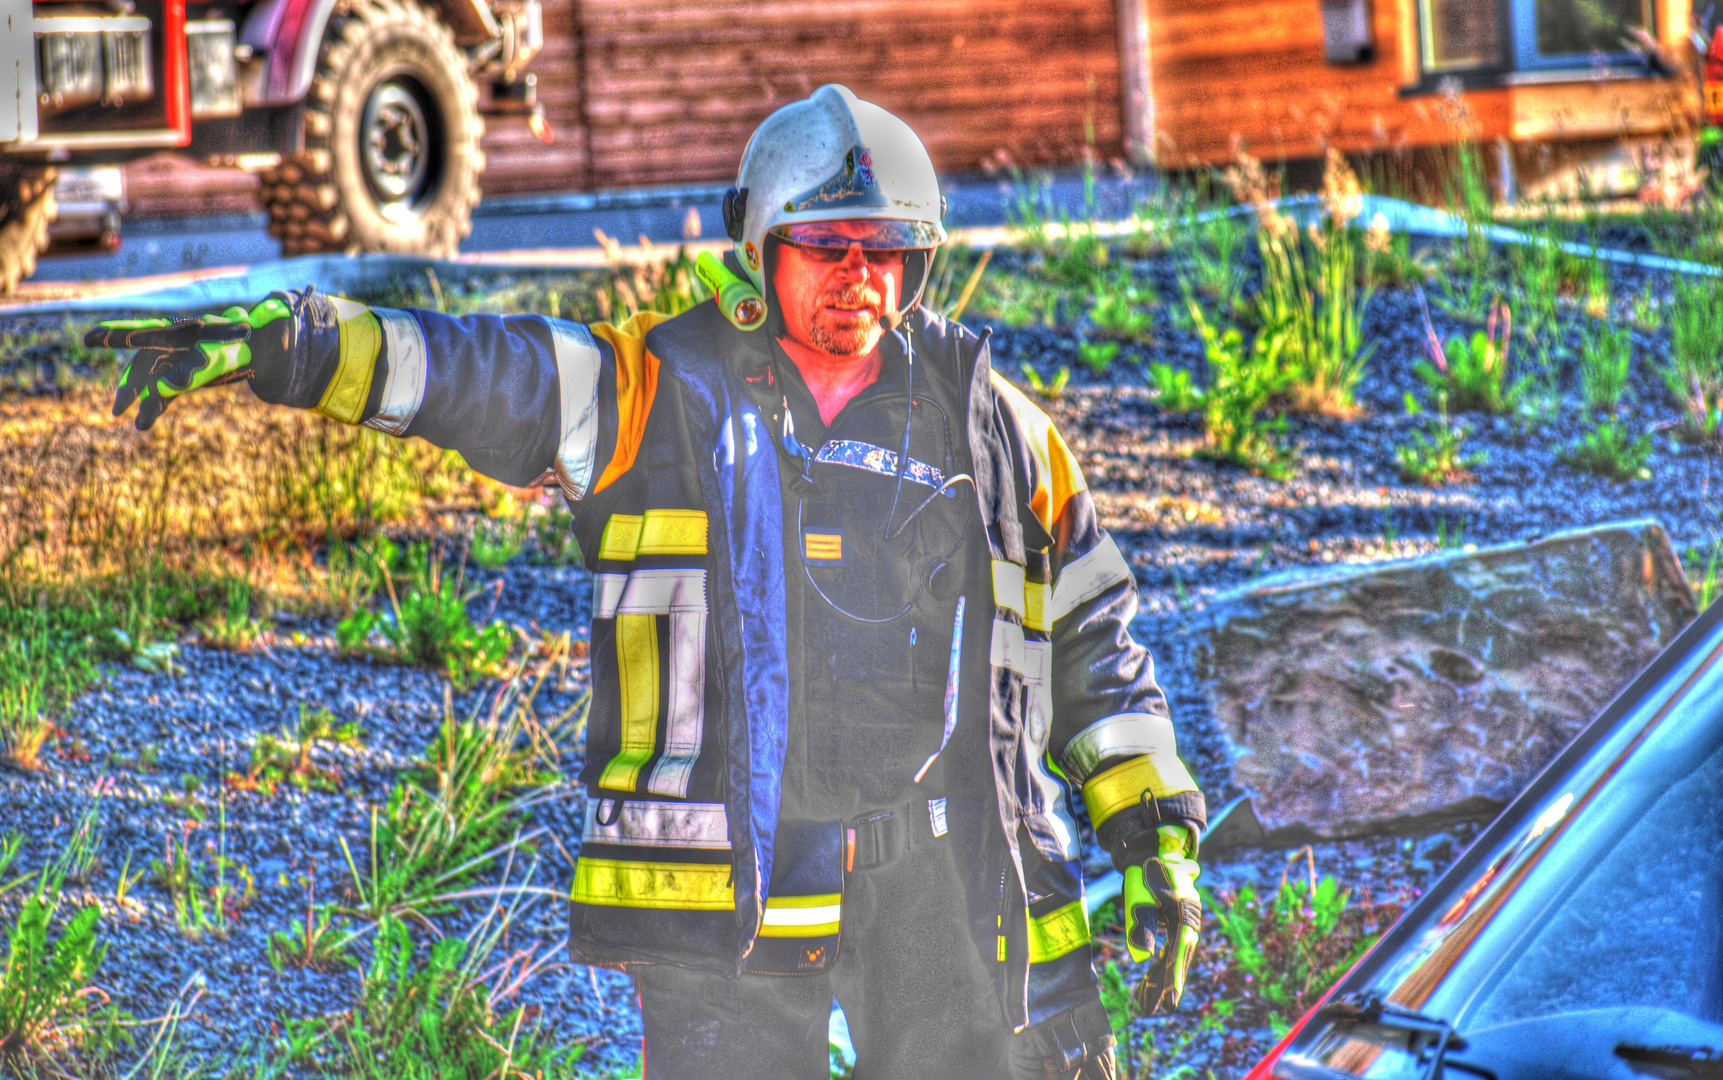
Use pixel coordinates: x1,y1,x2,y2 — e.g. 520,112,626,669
1617,1043,1723,1076
1320,991,1471,1080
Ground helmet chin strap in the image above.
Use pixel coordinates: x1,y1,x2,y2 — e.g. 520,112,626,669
879,251,932,331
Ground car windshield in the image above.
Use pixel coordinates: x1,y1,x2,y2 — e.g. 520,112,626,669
1286,610,1723,1077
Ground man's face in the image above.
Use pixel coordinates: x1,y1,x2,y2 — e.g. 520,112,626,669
772,220,907,359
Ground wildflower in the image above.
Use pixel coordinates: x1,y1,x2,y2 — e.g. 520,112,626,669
1319,147,1363,227
1366,212,1392,254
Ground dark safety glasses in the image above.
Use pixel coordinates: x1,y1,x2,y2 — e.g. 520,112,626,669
771,219,941,262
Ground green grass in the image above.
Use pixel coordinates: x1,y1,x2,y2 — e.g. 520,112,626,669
1667,272,1723,441
1397,396,1485,486
1414,296,1520,415
229,705,363,796
336,543,514,689
1580,321,1632,413
340,663,579,925
1558,419,1653,482
0,832,118,1066
1146,362,1204,413
1186,295,1293,480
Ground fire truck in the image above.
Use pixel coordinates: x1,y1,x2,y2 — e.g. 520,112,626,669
0,0,544,289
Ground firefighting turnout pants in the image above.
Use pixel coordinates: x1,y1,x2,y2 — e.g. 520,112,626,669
631,805,1114,1079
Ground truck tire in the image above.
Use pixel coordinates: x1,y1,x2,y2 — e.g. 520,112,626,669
258,0,482,257
0,168,56,293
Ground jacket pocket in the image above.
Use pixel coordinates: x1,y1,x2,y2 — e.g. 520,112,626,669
743,819,844,975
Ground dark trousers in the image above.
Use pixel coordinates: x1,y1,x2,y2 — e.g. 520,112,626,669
635,829,1017,1079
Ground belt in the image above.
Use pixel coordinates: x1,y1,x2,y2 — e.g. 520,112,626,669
845,795,952,872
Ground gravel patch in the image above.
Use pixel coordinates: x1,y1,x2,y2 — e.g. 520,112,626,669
5,248,1718,1075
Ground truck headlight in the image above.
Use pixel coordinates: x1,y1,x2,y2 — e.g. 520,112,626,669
34,15,152,113
187,20,239,118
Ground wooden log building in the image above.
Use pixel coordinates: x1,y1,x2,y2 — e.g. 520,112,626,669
124,0,1698,217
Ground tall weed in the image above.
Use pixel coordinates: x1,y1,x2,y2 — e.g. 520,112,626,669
1414,294,1520,414
1231,150,1374,415
1185,295,1293,479
0,846,114,1063
1667,272,1723,441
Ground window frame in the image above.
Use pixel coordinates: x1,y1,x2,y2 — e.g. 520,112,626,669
1509,0,1657,71
1412,0,1660,87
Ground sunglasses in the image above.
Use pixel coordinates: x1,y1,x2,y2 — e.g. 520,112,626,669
778,239,906,266
770,219,938,263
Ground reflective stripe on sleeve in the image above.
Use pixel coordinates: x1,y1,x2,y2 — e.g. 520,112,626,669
547,317,604,500
1062,712,1180,784
758,893,842,938
1025,579,1049,632
1027,901,1090,964
582,799,730,850
989,619,1047,683
991,560,1026,618
364,307,428,436
1048,534,1133,625
570,857,734,910
1082,753,1199,830
315,296,381,425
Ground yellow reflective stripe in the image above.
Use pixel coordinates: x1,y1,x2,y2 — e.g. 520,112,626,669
597,509,708,561
315,308,381,425
1082,753,1198,829
997,935,1008,961
570,857,734,910
599,613,659,791
992,560,1026,617
1025,580,1049,633
1027,901,1089,964
641,509,708,555
599,514,643,560
758,893,842,938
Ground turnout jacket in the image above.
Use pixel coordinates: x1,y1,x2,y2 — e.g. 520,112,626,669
296,293,1203,1031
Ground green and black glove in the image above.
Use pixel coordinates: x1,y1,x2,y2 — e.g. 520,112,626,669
1121,823,1202,1017
90,287,345,430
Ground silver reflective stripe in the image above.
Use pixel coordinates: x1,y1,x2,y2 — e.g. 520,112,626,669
992,560,1026,617
595,573,628,619
990,618,1049,681
595,568,707,618
547,317,603,500
364,307,428,436
616,568,707,616
582,798,730,849
592,567,709,797
1061,712,1179,783
646,607,707,798
1049,534,1132,624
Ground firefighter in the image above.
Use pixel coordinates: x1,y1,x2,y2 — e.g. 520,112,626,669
91,84,1205,1079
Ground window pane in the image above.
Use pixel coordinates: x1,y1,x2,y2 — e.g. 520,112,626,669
1535,0,1651,57
1423,0,1502,69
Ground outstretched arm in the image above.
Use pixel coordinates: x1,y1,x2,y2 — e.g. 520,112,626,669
93,288,663,500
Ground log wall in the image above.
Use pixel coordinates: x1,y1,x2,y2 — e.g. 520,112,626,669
123,0,1125,219
1145,0,1695,168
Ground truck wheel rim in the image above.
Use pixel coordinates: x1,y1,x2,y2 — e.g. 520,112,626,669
361,80,434,213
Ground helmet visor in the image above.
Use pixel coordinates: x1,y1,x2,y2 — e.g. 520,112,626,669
771,219,943,251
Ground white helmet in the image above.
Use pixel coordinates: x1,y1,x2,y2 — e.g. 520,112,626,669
721,84,947,329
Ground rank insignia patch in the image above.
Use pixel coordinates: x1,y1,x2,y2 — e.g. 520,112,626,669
803,530,843,565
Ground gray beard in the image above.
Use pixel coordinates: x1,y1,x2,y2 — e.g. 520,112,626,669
809,310,880,357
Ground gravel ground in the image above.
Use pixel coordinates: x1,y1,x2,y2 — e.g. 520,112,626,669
3,243,1719,1077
